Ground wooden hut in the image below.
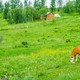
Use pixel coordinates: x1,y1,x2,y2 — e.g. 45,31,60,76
46,12,54,20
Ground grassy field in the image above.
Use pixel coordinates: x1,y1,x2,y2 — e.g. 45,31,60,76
0,14,80,80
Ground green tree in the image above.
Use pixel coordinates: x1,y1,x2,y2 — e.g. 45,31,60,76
57,0,63,12
10,0,20,9
39,7,48,20
4,1,10,19
24,0,31,8
28,0,32,6
50,0,56,12
7,9,15,24
24,0,28,8
63,1,75,13
14,8,23,23
41,0,46,8
24,7,36,22
34,0,41,9
7,8,23,24
75,0,80,14
19,2,23,8
0,2,3,12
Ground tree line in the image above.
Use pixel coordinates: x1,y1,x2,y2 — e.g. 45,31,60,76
0,0,80,24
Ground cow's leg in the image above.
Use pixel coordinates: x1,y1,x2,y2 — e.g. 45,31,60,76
75,54,79,62
70,57,75,63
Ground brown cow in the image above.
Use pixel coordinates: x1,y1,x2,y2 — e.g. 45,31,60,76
70,46,80,63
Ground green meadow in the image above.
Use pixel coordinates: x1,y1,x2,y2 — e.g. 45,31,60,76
0,14,80,80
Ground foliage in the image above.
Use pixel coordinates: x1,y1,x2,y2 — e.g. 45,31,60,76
57,0,63,12
24,0,31,8
7,9,15,24
39,7,48,20
40,0,46,8
63,1,75,13
24,0,28,8
2,0,80,24
3,1,10,19
7,8,23,24
19,2,23,8
57,0,63,7
10,0,20,9
6,3,48,24
0,2,3,13
50,0,56,12
34,0,41,10
3,0,48,24
75,0,80,14
13,8,23,23
39,7,48,14
24,7,36,22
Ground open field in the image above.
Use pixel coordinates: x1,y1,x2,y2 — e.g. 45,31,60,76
0,15,80,80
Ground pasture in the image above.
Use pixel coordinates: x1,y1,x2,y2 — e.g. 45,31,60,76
0,15,80,80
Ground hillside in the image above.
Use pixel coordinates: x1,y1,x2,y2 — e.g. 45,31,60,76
0,15,80,80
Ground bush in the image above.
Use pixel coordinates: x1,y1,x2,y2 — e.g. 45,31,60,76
6,6,49,24
63,1,75,13
7,9,15,24
14,8,23,23
3,2,10,19
39,7,48,15
24,7,36,22
7,8,23,24
0,2,3,13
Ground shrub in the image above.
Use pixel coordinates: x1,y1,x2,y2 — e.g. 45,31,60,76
63,1,75,13
24,7,36,22
7,9,15,24
7,8,23,24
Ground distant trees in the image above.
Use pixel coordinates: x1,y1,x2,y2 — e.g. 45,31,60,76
4,0,48,24
41,0,46,8
57,0,63,12
33,0,48,20
19,2,23,8
50,0,56,12
63,1,75,13
10,0,20,9
34,0,46,9
62,0,80,14
24,0,31,8
24,7,36,22
7,8,23,24
4,1,10,19
39,7,48,15
2,0,80,24
34,0,41,9
0,2,3,12
57,0,63,7
75,0,80,14
24,0,28,8
7,7,37,24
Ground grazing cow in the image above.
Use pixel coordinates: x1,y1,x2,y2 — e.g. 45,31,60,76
70,46,80,63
